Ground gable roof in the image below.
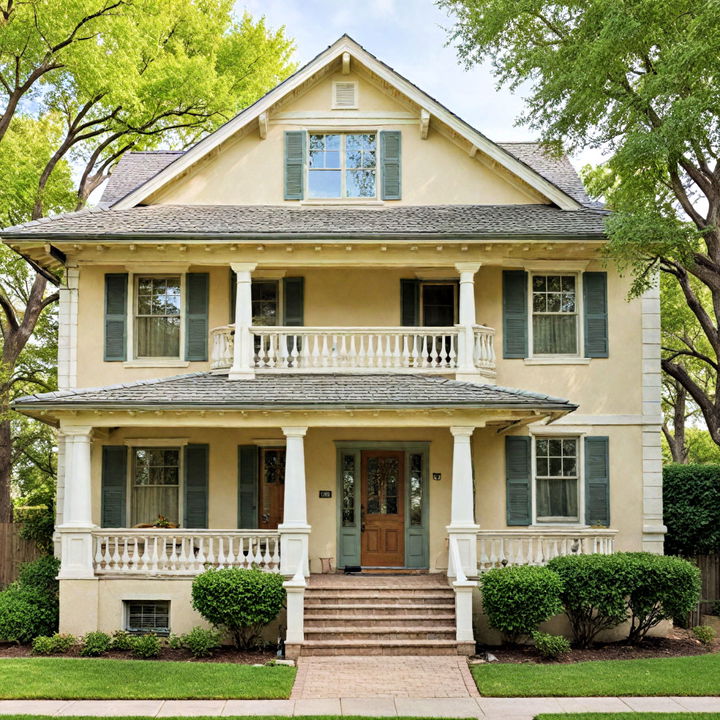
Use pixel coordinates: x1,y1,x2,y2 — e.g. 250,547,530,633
110,35,583,211
101,151,184,205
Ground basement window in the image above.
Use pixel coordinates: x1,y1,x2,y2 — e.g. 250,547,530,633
124,600,170,635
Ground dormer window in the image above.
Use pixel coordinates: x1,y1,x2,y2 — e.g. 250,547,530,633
308,133,377,199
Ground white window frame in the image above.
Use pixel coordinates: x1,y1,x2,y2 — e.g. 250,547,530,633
531,433,585,527
306,130,380,201
528,271,583,359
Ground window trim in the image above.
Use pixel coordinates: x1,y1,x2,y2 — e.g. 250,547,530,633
528,271,584,359
305,130,380,201
124,599,171,636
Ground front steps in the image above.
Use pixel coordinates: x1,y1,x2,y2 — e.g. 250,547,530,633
286,574,474,657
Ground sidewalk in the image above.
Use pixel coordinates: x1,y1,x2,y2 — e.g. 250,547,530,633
1,697,719,718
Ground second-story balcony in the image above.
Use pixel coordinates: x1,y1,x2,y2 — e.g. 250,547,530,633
211,324,496,378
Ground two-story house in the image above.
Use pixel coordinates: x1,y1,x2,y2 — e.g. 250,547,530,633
3,36,664,658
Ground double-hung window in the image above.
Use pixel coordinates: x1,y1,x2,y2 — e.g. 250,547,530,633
531,274,578,356
535,437,579,523
308,133,377,199
135,276,182,358
251,280,280,325
131,447,181,527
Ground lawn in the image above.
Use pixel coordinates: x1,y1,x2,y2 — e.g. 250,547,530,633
472,653,720,697
0,658,296,699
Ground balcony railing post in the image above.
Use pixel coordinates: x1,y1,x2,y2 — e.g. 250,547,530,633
229,263,257,380
455,263,482,381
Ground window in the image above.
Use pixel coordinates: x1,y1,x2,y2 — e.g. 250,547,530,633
308,133,377,199
125,600,170,635
341,453,356,527
531,274,578,355
535,437,579,522
131,447,180,527
409,453,423,526
135,276,181,358
252,281,280,326
421,282,457,326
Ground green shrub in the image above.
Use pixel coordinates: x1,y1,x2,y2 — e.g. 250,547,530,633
109,630,133,651
130,633,162,659
192,568,285,649
531,631,571,660
17,555,60,597
16,493,56,555
692,625,717,646
31,633,75,654
167,634,183,650
0,585,58,643
172,626,222,658
81,631,112,657
624,552,701,644
664,464,720,556
548,554,637,648
480,566,564,643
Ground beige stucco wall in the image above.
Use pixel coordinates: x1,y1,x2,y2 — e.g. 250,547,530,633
146,72,543,208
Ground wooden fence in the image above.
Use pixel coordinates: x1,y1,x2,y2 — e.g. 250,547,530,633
0,522,42,588
688,554,720,627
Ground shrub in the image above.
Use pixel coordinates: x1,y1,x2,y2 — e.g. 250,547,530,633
16,492,56,555
548,554,637,648
17,555,60,597
192,568,285,650
167,634,183,650
31,633,75,655
0,586,58,643
171,626,222,658
130,633,162,659
531,631,571,660
692,625,717,646
81,631,112,657
480,566,564,643
109,630,133,651
624,553,701,644
664,464,720,556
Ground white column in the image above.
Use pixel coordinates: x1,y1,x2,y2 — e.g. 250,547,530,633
455,263,481,381
278,427,310,576
58,265,79,391
58,425,95,579
447,426,479,579
229,262,257,380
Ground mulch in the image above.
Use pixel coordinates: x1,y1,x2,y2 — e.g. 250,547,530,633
474,627,720,664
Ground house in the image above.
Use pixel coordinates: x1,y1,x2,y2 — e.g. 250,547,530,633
3,36,664,657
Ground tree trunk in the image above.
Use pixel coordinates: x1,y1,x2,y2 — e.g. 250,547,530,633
0,414,12,523
663,383,689,464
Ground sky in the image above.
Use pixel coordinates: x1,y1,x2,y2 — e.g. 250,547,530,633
238,0,601,170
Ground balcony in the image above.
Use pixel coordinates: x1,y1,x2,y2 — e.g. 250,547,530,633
211,324,496,377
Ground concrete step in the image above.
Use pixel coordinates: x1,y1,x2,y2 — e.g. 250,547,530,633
304,602,456,616
304,626,456,641
304,614,456,628
305,592,454,606
298,639,461,656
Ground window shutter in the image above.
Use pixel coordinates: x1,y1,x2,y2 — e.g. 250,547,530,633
229,268,237,323
380,130,402,200
283,277,304,326
503,270,528,359
104,274,128,362
185,273,209,362
101,446,127,528
505,436,531,526
585,436,610,527
184,444,209,528
400,279,420,326
583,272,609,358
284,131,305,200
238,445,258,529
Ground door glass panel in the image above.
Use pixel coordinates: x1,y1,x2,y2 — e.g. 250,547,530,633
342,453,356,526
366,456,400,515
409,453,423,526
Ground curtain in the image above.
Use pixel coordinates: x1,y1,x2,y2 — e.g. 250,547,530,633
536,477,578,519
132,486,179,527
136,317,180,357
533,315,577,355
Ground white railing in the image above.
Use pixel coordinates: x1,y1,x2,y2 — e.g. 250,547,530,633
210,324,496,374
477,529,617,571
92,529,280,576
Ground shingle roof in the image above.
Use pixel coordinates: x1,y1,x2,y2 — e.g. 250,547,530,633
100,151,183,205
2,203,607,239
13,372,576,412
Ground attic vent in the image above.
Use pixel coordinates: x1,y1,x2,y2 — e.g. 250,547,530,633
333,81,357,108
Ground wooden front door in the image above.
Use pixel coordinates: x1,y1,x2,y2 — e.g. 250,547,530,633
259,447,285,529
361,450,405,566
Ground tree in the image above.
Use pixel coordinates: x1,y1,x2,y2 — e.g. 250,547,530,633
0,1,296,522
441,0,720,447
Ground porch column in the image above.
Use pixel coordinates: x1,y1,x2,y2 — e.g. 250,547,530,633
447,426,479,579
278,427,310,577
455,263,481,381
58,425,95,579
229,262,257,380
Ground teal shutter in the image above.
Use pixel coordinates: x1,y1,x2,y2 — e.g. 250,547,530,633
400,279,420,326
583,272,609,358
104,274,128,361
505,436,531,526
184,444,208,528
229,268,237,323
284,131,305,200
380,130,402,200
283,277,304,326
585,436,610,526
185,273,209,361
101,446,127,527
238,445,258,529
503,270,528,358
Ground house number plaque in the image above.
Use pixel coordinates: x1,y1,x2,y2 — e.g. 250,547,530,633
319,490,332,498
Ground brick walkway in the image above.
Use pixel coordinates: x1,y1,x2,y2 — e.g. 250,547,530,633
291,655,480,699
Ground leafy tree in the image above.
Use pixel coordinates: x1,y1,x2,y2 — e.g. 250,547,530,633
442,0,720,448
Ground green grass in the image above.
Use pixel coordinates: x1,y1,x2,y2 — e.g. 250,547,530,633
0,658,296,699
539,716,720,720
472,653,720,697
